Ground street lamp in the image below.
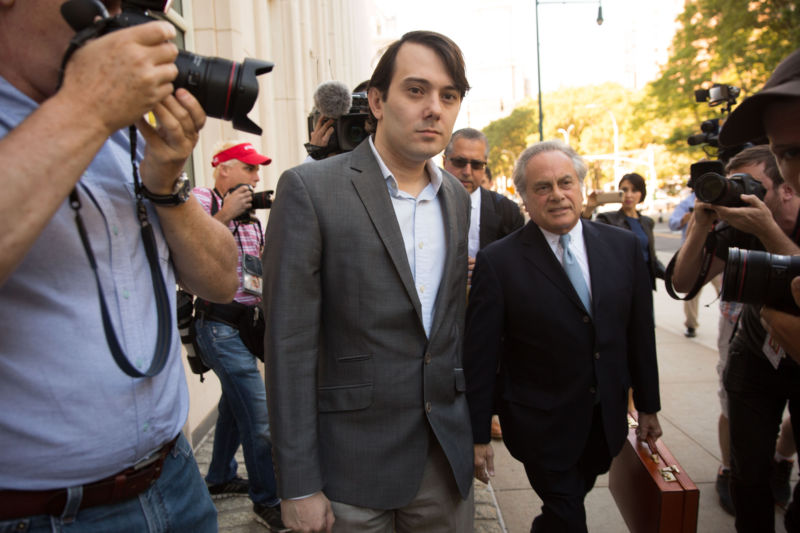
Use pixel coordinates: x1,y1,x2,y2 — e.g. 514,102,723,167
586,104,619,181
557,124,575,144
535,0,603,141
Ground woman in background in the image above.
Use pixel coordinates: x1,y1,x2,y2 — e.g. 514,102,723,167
582,172,665,289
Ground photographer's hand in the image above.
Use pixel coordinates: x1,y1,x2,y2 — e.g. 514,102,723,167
670,199,724,292
761,277,800,363
216,186,254,225
309,116,335,147
581,191,598,219
715,195,800,255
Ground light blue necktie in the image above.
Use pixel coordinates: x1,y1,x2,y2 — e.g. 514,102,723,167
559,233,592,315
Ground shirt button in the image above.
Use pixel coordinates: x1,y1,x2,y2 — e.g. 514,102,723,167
424,353,432,364
112,225,119,236
122,289,130,300
419,242,424,249
583,316,590,323
425,401,432,412
420,285,425,294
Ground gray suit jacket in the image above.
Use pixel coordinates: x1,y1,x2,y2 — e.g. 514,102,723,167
262,140,473,509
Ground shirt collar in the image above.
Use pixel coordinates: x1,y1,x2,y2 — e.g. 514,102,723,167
539,219,585,249
368,135,442,197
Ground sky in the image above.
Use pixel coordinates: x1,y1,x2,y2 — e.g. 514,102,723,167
369,0,685,129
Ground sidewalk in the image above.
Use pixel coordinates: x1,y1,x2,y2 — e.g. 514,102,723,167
197,250,795,531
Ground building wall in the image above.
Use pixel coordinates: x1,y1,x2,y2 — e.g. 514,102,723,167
179,0,372,446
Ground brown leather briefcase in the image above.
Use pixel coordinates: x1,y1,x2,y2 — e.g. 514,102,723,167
609,413,699,533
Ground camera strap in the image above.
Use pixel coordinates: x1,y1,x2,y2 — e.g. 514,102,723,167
664,229,718,301
68,125,172,378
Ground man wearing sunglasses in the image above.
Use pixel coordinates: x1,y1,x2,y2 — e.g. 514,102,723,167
443,128,524,284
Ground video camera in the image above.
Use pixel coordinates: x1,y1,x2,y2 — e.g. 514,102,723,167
60,0,273,135
228,183,273,223
687,83,747,165
306,92,370,159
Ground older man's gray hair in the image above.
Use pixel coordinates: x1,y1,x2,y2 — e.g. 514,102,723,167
512,140,587,195
445,127,489,159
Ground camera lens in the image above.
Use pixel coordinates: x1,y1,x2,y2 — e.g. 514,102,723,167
338,114,369,152
722,248,800,315
694,172,729,204
251,191,273,210
174,53,273,135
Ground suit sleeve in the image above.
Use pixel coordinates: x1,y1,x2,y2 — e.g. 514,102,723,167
626,235,661,414
262,168,324,499
464,251,505,443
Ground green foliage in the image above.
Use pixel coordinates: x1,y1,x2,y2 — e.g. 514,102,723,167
484,0,799,196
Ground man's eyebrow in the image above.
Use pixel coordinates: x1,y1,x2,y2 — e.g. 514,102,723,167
401,77,458,92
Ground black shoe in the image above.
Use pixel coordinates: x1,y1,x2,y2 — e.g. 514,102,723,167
772,459,794,508
253,502,291,532
716,469,735,516
206,476,249,499
684,327,697,338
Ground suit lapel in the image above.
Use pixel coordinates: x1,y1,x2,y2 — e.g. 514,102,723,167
348,142,423,324
429,175,462,338
583,220,611,314
478,188,499,249
520,222,588,314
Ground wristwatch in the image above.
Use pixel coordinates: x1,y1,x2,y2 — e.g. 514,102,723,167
141,173,191,206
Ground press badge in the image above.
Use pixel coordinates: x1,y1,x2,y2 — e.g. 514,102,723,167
242,254,263,296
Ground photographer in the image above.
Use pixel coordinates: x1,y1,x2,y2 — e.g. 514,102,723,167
192,141,287,531
0,1,238,531
718,47,800,366
670,145,800,532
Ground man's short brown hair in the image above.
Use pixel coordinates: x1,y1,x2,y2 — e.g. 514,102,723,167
726,144,783,187
365,31,469,133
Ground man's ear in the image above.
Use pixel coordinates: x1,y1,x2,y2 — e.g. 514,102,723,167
368,86,383,122
780,182,796,201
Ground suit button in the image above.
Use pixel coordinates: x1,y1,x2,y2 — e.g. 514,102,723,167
425,401,432,412
424,353,432,364
594,352,600,360
583,316,590,323
589,386,596,395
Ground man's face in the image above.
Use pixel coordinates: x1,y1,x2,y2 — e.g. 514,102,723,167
729,162,781,214
443,137,488,193
0,0,123,101
766,99,800,194
369,42,462,166
520,150,583,235
218,161,260,194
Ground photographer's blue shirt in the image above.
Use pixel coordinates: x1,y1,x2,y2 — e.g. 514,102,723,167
0,75,188,489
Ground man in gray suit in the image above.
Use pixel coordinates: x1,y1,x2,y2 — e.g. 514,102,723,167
262,31,474,533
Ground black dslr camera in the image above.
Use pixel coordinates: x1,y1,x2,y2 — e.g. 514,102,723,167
688,160,766,207
722,248,800,315
60,0,273,135
306,92,370,159
228,183,273,223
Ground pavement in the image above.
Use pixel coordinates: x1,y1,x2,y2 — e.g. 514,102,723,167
195,247,797,532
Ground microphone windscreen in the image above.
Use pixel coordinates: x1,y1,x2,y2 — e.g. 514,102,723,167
314,81,353,119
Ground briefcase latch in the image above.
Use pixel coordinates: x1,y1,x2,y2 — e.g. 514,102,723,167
659,465,681,482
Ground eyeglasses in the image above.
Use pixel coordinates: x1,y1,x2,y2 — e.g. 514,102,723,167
447,157,487,171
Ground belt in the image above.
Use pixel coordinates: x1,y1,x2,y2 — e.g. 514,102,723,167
195,299,250,329
0,435,179,521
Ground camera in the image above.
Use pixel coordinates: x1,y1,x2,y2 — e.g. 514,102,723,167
722,248,800,315
692,171,766,207
60,0,273,135
687,82,747,165
228,183,273,223
307,92,370,158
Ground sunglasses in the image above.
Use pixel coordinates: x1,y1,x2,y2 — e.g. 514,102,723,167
447,157,487,171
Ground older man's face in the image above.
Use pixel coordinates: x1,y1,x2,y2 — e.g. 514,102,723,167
765,99,800,193
520,150,583,235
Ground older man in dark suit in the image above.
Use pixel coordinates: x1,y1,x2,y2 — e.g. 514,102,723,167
263,31,474,533
464,140,662,533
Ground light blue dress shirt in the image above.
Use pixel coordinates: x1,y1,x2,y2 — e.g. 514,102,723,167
0,75,188,489
368,137,446,337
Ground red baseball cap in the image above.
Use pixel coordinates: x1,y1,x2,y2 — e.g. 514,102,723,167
211,142,272,167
